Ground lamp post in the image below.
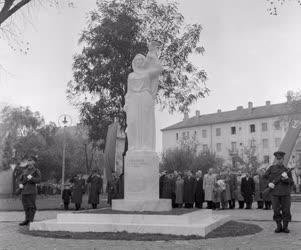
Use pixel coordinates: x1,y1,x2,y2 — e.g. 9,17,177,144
58,114,72,196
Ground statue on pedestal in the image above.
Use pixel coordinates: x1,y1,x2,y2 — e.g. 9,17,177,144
124,41,162,152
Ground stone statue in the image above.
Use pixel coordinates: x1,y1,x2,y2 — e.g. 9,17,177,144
125,41,162,152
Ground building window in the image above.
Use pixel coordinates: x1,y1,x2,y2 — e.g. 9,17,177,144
231,126,236,135
250,139,256,148
176,133,178,140
262,122,268,132
264,155,270,164
216,143,222,152
203,144,209,152
274,120,281,130
250,124,256,133
216,128,221,136
231,142,237,152
262,139,269,149
275,138,281,148
202,129,207,138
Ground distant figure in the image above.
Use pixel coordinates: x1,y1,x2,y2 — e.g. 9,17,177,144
70,173,86,210
175,174,184,208
236,171,245,209
228,170,237,209
241,172,255,209
203,168,216,209
183,170,195,208
87,170,103,209
194,170,204,208
62,183,72,210
18,155,41,226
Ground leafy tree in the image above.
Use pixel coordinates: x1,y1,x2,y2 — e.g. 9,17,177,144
68,0,208,143
266,0,301,15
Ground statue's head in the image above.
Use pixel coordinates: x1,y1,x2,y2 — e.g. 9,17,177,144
132,54,146,72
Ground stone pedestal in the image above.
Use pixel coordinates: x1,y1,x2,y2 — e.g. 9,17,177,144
112,150,171,211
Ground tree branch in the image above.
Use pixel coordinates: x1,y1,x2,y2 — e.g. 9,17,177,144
0,0,32,26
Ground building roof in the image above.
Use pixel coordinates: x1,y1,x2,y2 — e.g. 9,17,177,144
161,102,296,131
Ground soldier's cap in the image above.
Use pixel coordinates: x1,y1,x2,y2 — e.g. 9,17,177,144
273,151,286,158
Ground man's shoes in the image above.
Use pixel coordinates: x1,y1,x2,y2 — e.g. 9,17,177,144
274,221,282,233
282,221,290,233
19,220,29,226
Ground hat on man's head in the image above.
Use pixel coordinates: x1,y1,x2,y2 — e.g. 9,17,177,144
274,151,286,158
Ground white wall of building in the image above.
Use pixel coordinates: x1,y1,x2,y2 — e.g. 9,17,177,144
162,116,289,165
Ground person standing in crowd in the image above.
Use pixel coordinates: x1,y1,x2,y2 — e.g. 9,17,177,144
254,170,263,209
175,174,184,208
228,169,237,209
241,172,255,209
159,171,167,198
264,151,294,233
161,171,175,202
87,169,102,209
261,168,272,210
62,183,72,210
18,155,41,226
212,180,221,210
70,173,86,210
217,174,227,209
203,168,216,209
171,171,178,208
236,170,245,209
194,170,204,208
183,170,195,208
107,172,119,206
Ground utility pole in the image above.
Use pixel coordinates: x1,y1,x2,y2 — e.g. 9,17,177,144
58,114,72,196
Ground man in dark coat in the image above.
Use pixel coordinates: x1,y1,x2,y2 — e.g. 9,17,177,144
264,151,294,233
161,172,174,200
87,170,102,209
62,183,72,210
241,172,255,209
194,170,204,208
183,170,196,208
159,171,167,198
228,170,237,209
18,155,41,226
70,173,86,210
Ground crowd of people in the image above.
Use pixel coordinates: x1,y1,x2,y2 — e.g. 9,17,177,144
16,151,293,233
159,167,273,211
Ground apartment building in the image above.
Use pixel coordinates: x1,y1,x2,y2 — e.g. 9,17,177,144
161,100,301,166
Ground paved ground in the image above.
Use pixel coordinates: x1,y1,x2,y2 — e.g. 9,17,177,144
0,203,301,250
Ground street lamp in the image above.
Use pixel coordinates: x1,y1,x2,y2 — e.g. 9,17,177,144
58,114,72,196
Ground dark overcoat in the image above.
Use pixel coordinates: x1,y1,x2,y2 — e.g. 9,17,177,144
183,177,196,204
71,177,85,204
161,177,174,199
87,175,102,204
241,177,255,203
194,177,204,204
229,174,237,199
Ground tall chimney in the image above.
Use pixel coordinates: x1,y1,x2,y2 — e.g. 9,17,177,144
195,110,200,117
217,109,221,113
183,112,189,120
266,101,271,106
248,102,253,109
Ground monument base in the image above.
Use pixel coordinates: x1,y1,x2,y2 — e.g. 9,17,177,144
30,209,230,237
112,199,171,212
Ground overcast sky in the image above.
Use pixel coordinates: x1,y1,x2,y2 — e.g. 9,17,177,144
1,0,301,152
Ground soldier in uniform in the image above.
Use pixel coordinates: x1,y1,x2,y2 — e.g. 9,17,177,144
18,155,41,226
264,151,294,233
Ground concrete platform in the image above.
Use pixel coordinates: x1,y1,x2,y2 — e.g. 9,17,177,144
29,209,230,237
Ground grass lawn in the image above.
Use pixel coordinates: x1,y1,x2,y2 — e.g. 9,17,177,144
20,221,262,241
